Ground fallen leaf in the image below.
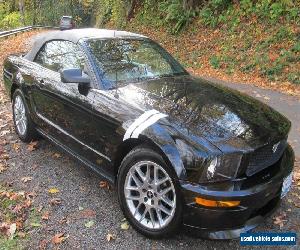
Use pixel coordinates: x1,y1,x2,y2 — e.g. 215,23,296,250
23,199,32,208
17,232,26,238
294,171,300,181
273,213,287,229
77,209,96,219
42,211,50,220
37,205,44,213
21,176,32,183
52,233,67,244
10,193,21,200
1,154,9,160
59,217,68,224
50,198,62,206
12,143,20,152
106,233,115,242
0,123,8,129
32,164,39,170
53,153,61,158
39,239,48,250
27,141,38,152
85,220,95,228
48,188,59,194
99,181,108,188
26,192,35,199
0,163,8,173
0,130,10,136
30,222,41,227
121,221,130,230
8,223,16,239
15,220,23,229
0,223,10,235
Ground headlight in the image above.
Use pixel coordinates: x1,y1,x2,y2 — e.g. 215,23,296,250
200,154,243,183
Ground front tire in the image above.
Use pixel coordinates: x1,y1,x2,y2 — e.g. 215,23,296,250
12,89,38,142
117,146,183,238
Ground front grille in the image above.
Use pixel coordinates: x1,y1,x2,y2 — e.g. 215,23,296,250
246,140,287,176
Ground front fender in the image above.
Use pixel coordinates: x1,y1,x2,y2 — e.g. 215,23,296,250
140,122,187,179
137,120,222,183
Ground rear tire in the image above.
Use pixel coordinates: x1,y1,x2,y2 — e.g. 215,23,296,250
12,89,38,142
117,145,183,238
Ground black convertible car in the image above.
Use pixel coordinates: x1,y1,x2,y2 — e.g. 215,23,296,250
2,28,294,239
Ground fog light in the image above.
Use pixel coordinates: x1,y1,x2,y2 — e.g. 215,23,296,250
195,197,240,207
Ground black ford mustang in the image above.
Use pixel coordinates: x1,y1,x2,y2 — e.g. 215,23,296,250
2,28,294,239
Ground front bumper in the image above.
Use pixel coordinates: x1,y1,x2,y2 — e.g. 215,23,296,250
180,145,294,239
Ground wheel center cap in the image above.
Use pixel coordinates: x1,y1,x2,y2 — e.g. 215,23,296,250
146,190,154,199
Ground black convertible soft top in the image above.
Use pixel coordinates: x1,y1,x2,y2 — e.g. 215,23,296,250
24,28,147,61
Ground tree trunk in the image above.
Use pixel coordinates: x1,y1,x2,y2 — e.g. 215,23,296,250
32,0,36,25
19,0,25,25
127,0,138,21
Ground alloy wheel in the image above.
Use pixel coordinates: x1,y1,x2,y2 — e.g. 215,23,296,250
14,95,27,136
124,161,176,229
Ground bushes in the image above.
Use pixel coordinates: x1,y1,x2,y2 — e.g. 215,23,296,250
200,0,300,28
1,1,298,31
159,0,198,34
0,12,22,29
142,0,300,33
0,0,298,84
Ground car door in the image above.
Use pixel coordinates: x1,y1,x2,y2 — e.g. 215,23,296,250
30,40,114,179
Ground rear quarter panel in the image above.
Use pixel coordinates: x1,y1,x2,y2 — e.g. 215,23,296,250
2,55,19,97
2,54,28,98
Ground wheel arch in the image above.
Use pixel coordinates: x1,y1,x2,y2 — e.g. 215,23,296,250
113,135,186,182
10,83,19,100
10,69,24,101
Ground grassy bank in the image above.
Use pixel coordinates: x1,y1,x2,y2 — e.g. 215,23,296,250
103,1,300,96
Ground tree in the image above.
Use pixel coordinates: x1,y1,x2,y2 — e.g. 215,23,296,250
19,0,25,25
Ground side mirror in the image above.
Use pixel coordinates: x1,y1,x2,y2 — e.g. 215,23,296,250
60,68,90,84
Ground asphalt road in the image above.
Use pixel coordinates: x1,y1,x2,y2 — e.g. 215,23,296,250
0,77,299,250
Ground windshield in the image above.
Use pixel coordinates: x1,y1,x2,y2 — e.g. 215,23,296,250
87,38,188,89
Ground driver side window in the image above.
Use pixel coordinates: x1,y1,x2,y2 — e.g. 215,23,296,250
34,40,85,72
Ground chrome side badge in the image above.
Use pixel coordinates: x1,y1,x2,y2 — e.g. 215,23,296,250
272,142,280,153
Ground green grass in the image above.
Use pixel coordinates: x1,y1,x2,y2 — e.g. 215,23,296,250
0,186,37,250
0,237,22,250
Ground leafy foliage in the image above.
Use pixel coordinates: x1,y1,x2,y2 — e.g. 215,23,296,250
0,0,299,85
0,12,22,29
159,0,198,34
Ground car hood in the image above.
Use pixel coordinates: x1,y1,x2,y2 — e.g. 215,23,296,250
117,75,291,153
